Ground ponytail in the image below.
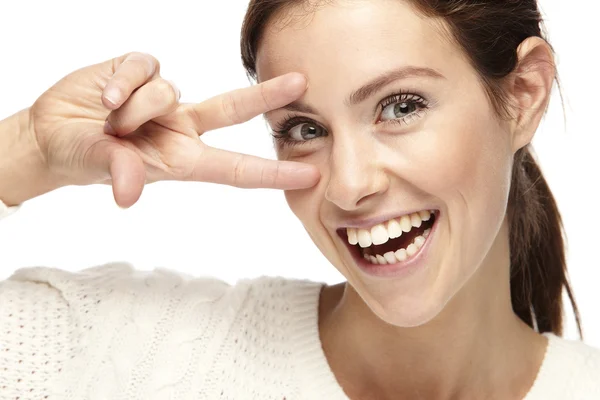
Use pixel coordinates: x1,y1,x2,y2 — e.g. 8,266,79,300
508,146,583,338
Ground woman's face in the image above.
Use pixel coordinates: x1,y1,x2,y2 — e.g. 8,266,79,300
256,0,518,327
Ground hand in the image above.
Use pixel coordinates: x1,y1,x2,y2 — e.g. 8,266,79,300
28,52,320,208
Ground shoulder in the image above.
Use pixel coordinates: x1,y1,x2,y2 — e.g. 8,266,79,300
5,262,234,306
538,333,600,396
2,263,254,348
2,263,325,324
545,332,600,368
221,274,326,344
237,274,326,316
1,264,321,397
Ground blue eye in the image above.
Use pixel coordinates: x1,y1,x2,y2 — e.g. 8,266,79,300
379,93,428,125
271,91,430,148
271,116,328,148
381,101,418,120
288,122,326,141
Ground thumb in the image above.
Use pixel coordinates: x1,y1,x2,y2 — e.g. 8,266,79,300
109,148,146,208
84,139,146,208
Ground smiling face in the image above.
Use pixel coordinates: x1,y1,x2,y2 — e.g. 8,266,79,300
256,0,519,327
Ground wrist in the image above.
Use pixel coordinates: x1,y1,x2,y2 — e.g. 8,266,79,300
0,108,64,206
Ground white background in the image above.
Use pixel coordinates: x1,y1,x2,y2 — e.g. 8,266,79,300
0,1,598,346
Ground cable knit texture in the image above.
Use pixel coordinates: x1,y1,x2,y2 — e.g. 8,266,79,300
1,203,600,399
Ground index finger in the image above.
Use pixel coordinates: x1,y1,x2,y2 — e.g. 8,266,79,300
182,73,308,134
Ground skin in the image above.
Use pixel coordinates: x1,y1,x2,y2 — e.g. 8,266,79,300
255,0,555,399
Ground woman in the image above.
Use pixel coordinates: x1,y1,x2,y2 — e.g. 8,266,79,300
1,0,598,399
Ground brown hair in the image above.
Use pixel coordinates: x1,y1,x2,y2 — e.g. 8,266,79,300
240,0,583,338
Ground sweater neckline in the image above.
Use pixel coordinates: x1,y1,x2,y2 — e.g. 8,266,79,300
288,280,557,400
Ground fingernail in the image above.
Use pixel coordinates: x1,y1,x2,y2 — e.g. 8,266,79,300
104,87,121,107
104,121,117,136
167,80,181,100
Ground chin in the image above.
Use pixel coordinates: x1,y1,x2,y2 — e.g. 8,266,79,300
362,288,448,328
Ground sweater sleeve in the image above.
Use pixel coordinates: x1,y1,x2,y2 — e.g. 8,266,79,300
0,274,76,400
0,263,139,400
0,262,239,400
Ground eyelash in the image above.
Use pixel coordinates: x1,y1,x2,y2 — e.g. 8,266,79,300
271,90,430,148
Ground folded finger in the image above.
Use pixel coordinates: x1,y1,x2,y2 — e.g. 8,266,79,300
105,78,180,136
102,52,161,109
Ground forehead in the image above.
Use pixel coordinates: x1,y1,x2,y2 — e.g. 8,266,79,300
256,0,460,84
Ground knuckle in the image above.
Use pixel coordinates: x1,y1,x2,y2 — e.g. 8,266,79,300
260,163,278,187
232,155,245,186
127,51,146,59
270,163,280,187
184,105,207,134
221,94,243,125
144,53,161,73
130,59,151,77
259,83,272,110
149,80,177,107
125,52,156,76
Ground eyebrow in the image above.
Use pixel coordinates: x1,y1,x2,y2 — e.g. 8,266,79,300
280,66,445,114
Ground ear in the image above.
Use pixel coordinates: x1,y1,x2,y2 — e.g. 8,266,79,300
506,36,556,153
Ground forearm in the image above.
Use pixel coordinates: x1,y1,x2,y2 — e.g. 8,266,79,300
0,109,62,206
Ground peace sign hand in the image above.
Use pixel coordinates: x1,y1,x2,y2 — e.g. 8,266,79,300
29,52,319,208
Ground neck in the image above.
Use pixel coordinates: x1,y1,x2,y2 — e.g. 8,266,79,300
319,219,548,400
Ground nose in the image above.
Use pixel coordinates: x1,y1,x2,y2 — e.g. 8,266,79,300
324,135,389,211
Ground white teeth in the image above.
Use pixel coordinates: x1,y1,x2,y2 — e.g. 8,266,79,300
399,215,412,232
348,228,358,245
387,219,403,239
410,213,422,228
358,229,372,248
346,210,435,247
361,222,434,266
419,210,432,221
371,224,389,246
414,235,426,249
406,243,418,257
384,251,397,264
395,248,408,262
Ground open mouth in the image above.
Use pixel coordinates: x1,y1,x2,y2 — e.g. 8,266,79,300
338,210,438,266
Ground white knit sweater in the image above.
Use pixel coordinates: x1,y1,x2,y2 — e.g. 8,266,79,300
1,203,600,400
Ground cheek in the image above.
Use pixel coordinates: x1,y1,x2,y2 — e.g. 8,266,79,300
415,107,514,272
284,155,334,251
409,108,514,206
281,146,331,220
284,189,311,221
284,177,326,234
284,187,332,257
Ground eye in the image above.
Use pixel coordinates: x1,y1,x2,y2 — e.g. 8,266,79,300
288,122,326,142
381,101,417,121
271,115,328,148
378,93,429,125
